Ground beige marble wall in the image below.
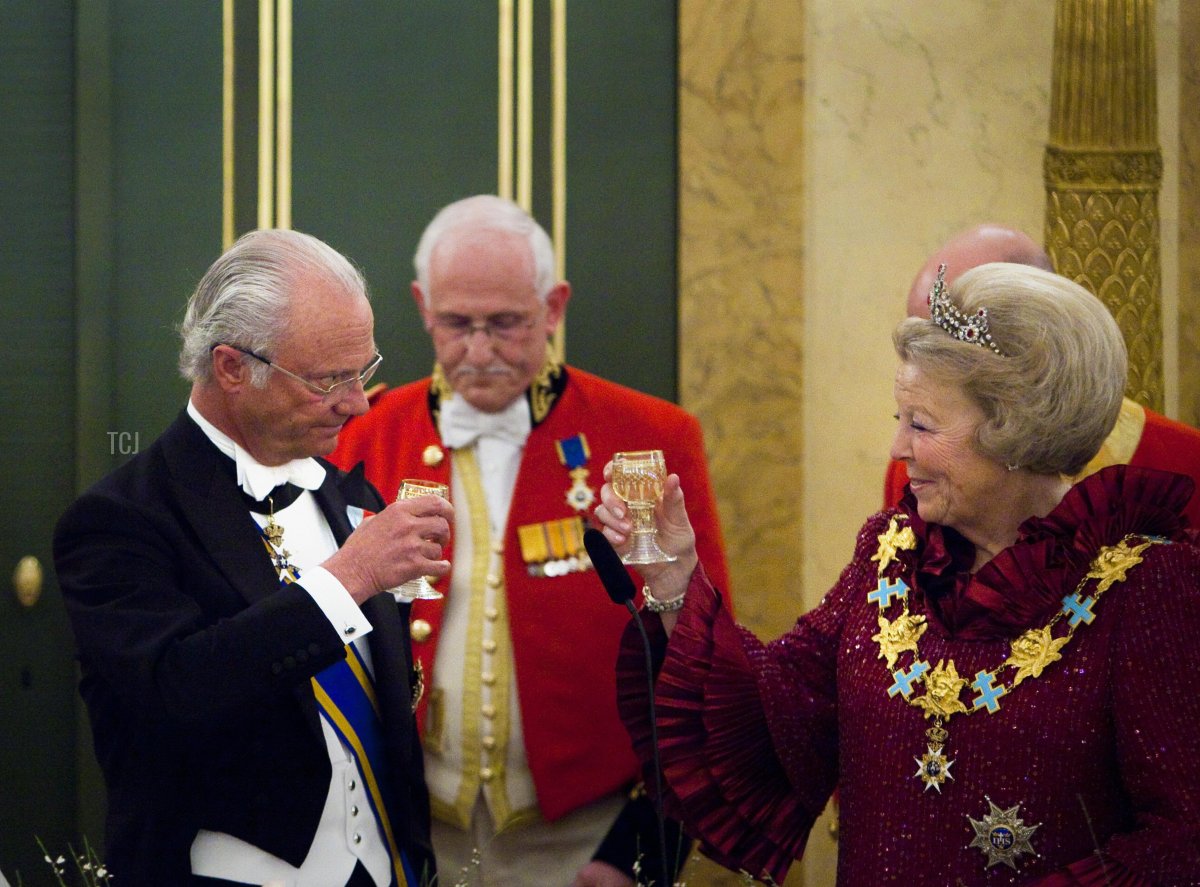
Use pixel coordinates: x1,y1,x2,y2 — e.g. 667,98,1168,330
677,2,1187,885
677,2,806,883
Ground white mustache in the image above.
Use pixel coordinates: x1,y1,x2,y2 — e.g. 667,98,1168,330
451,364,513,380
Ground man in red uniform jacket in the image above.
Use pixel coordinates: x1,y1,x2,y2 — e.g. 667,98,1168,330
884,224,1200,527
332,195,731,886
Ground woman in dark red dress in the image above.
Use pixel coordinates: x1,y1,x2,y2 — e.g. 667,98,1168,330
594,263,1200,886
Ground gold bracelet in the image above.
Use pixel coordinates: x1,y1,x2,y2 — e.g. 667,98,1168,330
642,585,685,613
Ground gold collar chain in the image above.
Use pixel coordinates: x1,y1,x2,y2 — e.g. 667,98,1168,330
868,514,1160,793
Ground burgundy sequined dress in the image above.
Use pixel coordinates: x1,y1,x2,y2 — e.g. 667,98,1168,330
617,466,1200,885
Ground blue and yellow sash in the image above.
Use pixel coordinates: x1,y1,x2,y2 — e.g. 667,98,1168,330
311,647,417,887
259,529,416,887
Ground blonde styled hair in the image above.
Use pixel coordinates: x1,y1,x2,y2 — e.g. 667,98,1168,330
893,262,1126,476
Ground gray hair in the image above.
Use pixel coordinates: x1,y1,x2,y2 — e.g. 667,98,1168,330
178,228,367,384
893,262,1127,476
412,195,557,305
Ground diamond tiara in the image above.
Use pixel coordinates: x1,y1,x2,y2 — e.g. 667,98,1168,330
927,263,1006,356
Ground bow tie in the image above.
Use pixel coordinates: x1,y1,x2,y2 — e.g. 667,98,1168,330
439,395,532,449
234,444,327,501
241,482,305,515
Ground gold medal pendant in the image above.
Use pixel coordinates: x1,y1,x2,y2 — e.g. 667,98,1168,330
967,796,1040,869
263,497,285,549
261,497,298,582
565,466,595,511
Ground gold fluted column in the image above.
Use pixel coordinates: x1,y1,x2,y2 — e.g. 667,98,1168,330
1043,0,1164,409
1180,1,1200,426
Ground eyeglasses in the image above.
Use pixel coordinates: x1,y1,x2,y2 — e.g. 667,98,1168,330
429,312,538,342
219,344,382,399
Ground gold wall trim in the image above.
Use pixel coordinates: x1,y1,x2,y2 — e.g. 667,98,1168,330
224,0,291,239
1180,0,1200,425
222,0,235,248
497,0,566,357
550,0,566,359
516,0,533,212
1043,147,1163,189
275,0,292,230
497,0,514,200
257,0,275,229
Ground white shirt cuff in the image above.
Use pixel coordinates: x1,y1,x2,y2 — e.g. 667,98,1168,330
301,565,373,642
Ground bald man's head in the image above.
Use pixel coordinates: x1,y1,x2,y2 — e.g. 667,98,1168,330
906,224,1053,317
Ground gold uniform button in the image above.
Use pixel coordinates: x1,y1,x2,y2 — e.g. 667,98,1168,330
410,619,432,642
491,540,504,554
481,704,496,719
480,767,494,782
482,735,496,750
482,639,497,654
422,445,444,467
484,607,499,621
486,574,502,588
481,671,496,685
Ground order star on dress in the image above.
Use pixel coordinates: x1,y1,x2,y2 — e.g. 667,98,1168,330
967,796,1040,869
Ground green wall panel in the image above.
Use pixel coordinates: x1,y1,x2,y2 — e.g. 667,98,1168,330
0,2,81,878
1,3,680,875
292,0,499,388
110,1,224,442
564,1,678,401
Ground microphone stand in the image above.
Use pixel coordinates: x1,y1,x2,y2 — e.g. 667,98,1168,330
583,528,673,887
624,599,671,887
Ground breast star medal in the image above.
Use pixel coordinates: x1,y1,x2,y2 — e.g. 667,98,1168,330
967,796,1040,869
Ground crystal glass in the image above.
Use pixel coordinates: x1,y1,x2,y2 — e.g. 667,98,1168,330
395,479,450,600
611,450,677,565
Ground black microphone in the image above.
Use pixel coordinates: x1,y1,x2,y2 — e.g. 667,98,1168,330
583,527,672,887
584,527,638,607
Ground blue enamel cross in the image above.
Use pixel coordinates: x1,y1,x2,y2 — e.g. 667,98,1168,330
888,660,929,698
1061,592,1097,628
971,670,1006,713
868,577,909,609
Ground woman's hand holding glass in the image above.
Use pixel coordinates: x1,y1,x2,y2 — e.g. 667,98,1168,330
595,456,698,607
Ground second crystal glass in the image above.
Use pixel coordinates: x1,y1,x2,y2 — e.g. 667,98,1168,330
395,479,450,600
611,450,677,564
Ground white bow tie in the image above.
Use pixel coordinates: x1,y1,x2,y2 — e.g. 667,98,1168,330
233,443,327,501
439,395,532,449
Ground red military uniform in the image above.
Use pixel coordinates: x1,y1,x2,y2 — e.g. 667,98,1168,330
886,397,1200,527
331,363,731,822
